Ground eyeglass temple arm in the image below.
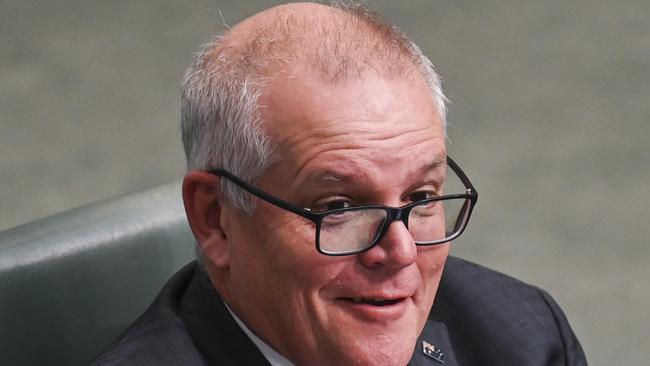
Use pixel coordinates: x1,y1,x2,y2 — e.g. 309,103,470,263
207,169,319,220
447,156,478,198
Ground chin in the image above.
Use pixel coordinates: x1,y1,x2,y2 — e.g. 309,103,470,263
345,343,414,366
326,328,419,366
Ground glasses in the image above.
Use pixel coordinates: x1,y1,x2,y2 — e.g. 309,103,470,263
208,156,478,256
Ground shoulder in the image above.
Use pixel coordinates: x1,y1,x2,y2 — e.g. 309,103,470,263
90,263,206,366
431,256,587,366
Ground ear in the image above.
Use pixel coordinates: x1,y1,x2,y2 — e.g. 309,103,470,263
182,171,232,269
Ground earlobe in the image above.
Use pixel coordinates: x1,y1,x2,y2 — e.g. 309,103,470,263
182,171,231,269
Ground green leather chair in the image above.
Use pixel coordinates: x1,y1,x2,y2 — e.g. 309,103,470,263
0,182,195,366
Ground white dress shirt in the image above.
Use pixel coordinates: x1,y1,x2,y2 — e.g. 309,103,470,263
225,304,296,366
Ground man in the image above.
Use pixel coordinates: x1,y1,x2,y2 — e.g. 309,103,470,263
93,2,586,365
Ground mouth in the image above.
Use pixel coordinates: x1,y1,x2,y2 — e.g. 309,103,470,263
334,295,410,322
340,297,404,306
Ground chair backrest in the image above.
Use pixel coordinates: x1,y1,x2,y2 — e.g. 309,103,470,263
0,182,195,366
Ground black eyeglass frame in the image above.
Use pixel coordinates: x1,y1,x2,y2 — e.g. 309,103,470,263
208,156,478,256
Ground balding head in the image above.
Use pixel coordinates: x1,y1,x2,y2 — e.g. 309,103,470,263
181,2,446,211
205,3,435,83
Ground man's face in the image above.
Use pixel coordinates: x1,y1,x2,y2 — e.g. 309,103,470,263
220,68,449,366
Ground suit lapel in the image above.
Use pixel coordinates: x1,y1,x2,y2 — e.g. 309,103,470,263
179,269,271,366
409,320,458,366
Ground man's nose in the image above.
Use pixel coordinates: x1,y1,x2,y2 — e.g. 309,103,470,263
357,220,417,269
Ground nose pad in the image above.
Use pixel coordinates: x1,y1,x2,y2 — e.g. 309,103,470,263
400,211,410,229
389,207,412,233
384,219,412,241
370,207,411,248
359,220,415,264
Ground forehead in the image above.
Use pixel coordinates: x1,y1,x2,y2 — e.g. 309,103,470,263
259,69,445,180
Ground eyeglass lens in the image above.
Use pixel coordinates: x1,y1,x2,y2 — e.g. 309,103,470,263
318,198,469,254
318,164,471,254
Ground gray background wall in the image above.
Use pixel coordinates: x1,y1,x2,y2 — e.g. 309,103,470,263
1,0,648,364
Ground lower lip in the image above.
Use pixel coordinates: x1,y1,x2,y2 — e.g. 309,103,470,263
334,298,409,322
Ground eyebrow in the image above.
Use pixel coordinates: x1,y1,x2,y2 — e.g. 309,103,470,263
304,171,351,185
414,156,447,180
426,156,447,171
304,155,447,186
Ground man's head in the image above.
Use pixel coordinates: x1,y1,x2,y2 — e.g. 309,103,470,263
181,3,447,210
181,3,452,365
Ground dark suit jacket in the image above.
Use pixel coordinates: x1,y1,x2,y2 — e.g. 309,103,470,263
91,256,587,365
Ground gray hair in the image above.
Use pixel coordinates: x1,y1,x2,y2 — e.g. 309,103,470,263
181,38,272,212
180,3,448,214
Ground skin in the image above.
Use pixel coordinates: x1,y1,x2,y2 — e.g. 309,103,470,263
183,64,450,366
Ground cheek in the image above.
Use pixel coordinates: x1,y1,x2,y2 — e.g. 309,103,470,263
417,244,450,286
249,207,346,288
413,244,449,324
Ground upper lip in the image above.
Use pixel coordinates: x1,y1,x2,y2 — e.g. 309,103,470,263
325,277,420,304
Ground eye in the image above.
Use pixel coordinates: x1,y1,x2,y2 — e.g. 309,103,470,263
311,197,352,212
406,189,438,203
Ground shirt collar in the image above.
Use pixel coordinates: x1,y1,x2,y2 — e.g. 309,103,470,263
224,304,296,366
